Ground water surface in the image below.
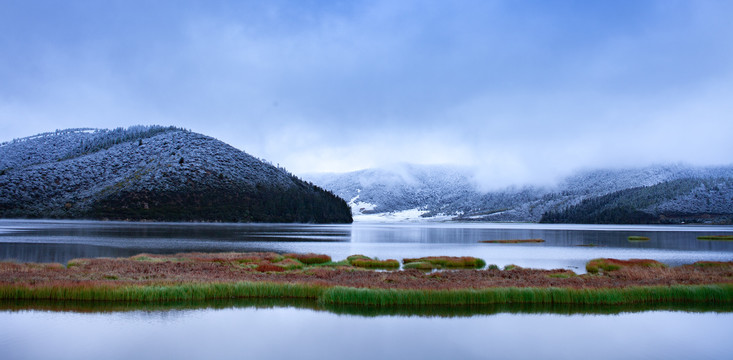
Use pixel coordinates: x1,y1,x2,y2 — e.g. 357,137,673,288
1,220,731,272
1,305,731,360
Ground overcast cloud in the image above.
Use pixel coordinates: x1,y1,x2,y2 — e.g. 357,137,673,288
1,0,732,188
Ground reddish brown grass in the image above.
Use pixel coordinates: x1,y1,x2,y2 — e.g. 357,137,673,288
0,254,730,292
586,258,666,274
284,253,331,265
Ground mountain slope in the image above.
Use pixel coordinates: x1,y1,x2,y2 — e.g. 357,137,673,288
305,163,733,223
0,126,352,223
540,177,733,224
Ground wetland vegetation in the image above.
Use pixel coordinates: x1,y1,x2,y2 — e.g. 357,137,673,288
698,235,733,240
1,252,731,307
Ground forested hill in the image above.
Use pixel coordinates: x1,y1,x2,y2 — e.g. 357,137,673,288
0,126,352,223
540,177,733,224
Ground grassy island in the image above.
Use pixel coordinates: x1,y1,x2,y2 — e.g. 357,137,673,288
697,235,733,240
627,236,650,241
480,239,545,244
1,252,731,307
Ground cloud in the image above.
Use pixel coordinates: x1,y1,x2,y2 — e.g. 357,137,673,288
1,0,732,188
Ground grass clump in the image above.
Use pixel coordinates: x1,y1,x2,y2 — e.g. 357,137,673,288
351,258,400,269
273,258,304,270
586,258,666,274
345,255,399,269
627,236,650,241
480,239,545,244
346,255,371,263
692,261,733,268
697,235,733,241
319,284,733,307
402,261,436,270
283,253,331,265
402,256,486,269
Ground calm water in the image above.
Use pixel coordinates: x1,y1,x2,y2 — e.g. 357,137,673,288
1,219,731,271
1,305,731,360
1,219,732,359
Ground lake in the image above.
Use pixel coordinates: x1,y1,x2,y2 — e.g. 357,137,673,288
1,219,732,359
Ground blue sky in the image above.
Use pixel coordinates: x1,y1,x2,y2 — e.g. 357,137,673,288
1,0,732,187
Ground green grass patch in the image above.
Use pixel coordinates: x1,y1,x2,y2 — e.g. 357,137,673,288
697,235,733,240
693,261,733,268
319,284,733,306
351,259,400,269
283,253,331,265
627,236,650,241
3,282,730,307
586,258,666,274
402,261,436,270
402,256,486,269
346,255,371,263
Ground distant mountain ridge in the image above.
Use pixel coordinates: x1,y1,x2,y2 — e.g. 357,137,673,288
0,126,352,223
304,163,733,224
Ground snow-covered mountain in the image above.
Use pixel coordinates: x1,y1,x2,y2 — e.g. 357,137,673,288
304,163,733,223
0,126,351,223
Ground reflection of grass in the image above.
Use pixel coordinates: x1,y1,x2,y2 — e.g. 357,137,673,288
480,239,544,244
697,235,733,240
627,236,650,241
3,299,731,317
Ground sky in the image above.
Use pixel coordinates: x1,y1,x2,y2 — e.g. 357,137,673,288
1,0,732,188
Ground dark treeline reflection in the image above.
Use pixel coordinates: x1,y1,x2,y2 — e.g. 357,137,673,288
1,299,729,318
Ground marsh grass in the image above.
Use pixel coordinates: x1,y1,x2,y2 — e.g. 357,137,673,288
351,259,400,269
402,256,486,269
284,253,332,265
627,236,650,241
0,282,325,302
586,258,666,274
693,261,733,268
697,235,733,240
3,282,730,307
2,253,731,308
402,261,435,270
319,284,733,306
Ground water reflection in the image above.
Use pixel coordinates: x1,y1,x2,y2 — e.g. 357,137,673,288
1,298,730,317
1,303,731,360
0,220,731,270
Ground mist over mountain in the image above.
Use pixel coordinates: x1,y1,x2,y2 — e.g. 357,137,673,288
304,163,733,224
0,126,352,223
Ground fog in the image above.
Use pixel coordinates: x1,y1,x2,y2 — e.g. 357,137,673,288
1,0,732,188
